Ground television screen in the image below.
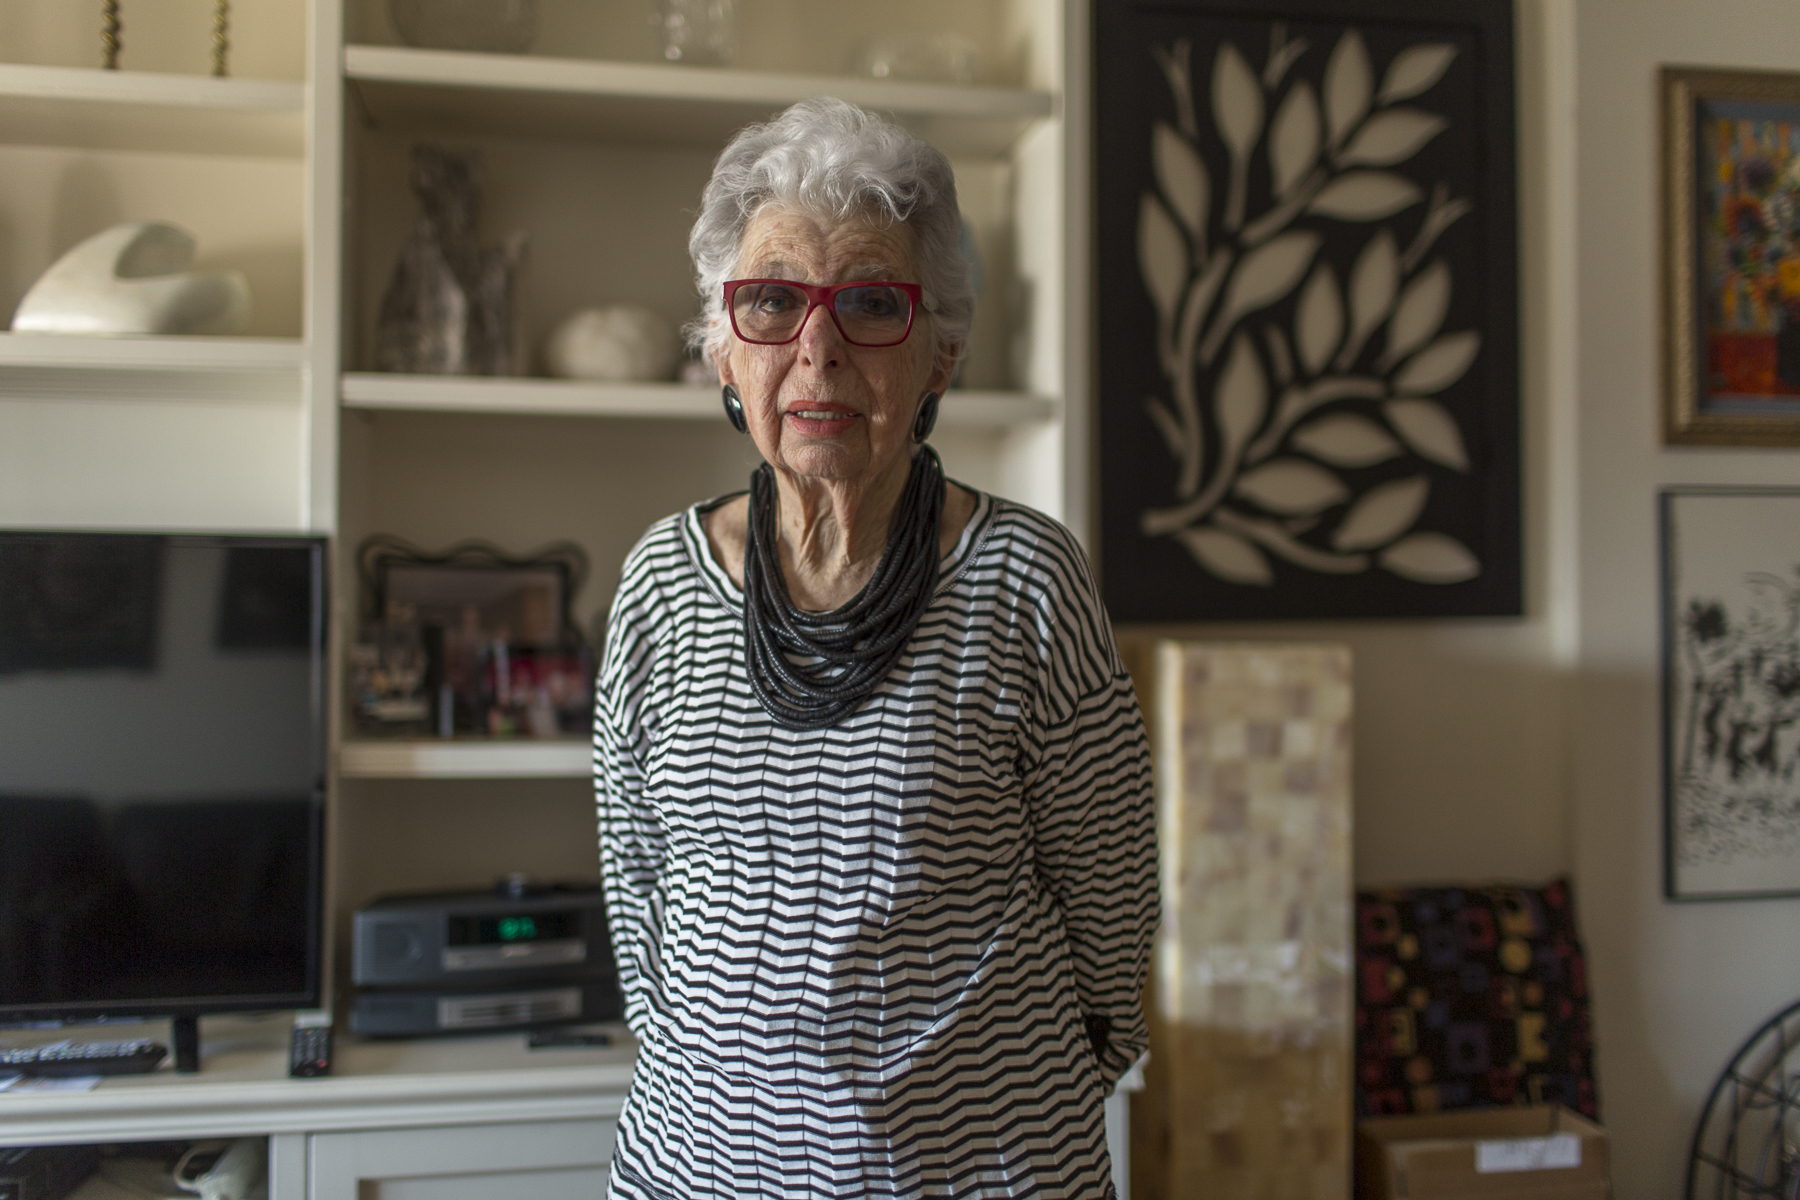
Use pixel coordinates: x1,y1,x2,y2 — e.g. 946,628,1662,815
0,533,326,1019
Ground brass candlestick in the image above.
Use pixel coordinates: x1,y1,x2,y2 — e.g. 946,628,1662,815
102,0,120,70
212,0,229,77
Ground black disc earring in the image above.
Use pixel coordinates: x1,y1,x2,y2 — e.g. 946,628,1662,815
913,391,940,443
722,384,747,433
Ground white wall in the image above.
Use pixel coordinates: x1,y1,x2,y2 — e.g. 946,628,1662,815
1571,1,1800,1195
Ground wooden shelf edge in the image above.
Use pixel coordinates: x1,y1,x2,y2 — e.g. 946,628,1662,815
0,63,304,112
343,45,1054,120
0,333,306,371
339,739,591,779
341,374,1057,426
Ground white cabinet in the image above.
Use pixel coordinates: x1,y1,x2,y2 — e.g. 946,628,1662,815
0,1019,633,1200
309,1118,617,1200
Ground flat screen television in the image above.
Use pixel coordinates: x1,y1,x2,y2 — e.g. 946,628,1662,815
0,532,327,1068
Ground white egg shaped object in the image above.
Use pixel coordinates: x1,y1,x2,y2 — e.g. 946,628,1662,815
544,305,680,382
11,222,251,336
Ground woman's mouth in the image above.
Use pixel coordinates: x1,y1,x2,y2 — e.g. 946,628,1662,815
785,405,860,434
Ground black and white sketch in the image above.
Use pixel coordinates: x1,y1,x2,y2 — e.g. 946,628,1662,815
1664,488,1800,899
1095,0,1519,620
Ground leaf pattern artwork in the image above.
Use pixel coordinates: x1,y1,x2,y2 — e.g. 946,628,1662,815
1134,23,1483,588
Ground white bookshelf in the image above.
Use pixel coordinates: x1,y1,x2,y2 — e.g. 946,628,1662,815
343,45,1052,155
339,739,591,779
341,372,1056,426
0,0,1095,1178
0,63,304,157
334,7,1077,782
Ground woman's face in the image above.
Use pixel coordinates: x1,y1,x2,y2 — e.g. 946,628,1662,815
717,207,951,488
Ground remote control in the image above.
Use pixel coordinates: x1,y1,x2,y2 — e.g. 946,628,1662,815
0,1039,166,1077
289,1022,332,1078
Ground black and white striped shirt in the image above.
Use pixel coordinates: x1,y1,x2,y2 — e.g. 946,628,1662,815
595,489,1156,1199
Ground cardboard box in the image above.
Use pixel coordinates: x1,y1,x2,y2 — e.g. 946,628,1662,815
1356,1106,1610,1199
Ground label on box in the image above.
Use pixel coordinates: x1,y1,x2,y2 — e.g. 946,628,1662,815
1475,1133,1582,1172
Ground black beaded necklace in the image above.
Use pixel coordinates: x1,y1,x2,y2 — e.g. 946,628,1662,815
742,446,946,730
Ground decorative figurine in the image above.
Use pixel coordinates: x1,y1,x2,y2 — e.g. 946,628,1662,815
374,145,527,376
544,305,680,382
11,222,250,336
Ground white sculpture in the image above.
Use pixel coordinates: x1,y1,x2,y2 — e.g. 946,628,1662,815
543,305,679,382
11,222,250,336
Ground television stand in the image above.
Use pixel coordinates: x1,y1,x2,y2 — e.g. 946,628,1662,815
172,1016,200,1074
0,1013,634,1198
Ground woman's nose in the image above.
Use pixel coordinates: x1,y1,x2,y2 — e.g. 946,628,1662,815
796,300,844,368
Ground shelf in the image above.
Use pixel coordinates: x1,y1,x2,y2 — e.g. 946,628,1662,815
343,45,1054,157
0,1015,634,1146
0,334,305,401
341,373,1057,427
0,63,304,157
340,739,591,779
0,332,303,371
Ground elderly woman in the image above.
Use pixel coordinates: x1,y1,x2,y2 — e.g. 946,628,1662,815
595,97,1155,1198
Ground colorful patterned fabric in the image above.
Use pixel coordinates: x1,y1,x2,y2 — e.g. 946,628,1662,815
1353,880,1597,1120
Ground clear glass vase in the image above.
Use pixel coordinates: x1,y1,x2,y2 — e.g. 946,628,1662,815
389,0,540,55
656,0,736,66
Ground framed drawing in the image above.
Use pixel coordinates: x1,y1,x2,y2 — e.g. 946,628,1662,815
1662,488,1800,900
1094,0,1520,621
1663,67,1800,446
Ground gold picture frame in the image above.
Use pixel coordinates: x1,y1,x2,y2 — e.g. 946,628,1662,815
1664,66,1800,445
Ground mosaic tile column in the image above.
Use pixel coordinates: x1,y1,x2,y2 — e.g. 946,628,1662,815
1154,642,1353,1200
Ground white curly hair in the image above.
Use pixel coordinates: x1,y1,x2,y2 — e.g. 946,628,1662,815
687,97,974,375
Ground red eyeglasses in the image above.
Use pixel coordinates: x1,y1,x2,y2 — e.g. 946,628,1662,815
723,279,927,347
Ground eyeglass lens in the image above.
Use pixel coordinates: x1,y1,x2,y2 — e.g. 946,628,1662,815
731,283,913,346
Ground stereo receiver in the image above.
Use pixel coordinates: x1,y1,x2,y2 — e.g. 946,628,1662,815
353,883,615,988
350,882,622,1036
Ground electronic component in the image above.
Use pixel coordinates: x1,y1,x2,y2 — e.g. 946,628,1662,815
527,1027,613,1049
352,883,616,988
349,981,620,1037
289,1018,333,1078
0,1039,166,1077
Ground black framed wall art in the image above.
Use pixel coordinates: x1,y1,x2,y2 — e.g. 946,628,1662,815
1094,0,1520,621
1662,488,1800,900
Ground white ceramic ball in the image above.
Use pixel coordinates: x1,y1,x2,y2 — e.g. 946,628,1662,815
543,306,680,382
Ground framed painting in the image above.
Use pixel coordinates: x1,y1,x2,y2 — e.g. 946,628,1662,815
1094,0,1520,621
1662,488,1800,900
1663,67,1800,446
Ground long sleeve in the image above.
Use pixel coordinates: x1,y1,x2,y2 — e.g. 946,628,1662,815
594,566,669,1040
1018,544,1158,1091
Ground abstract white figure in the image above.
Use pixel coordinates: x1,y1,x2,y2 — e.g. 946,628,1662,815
543,305,679,382
11,222,250,335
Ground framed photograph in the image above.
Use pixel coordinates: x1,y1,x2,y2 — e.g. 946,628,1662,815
1094,0,1520,621
1662,488,1800,899
1663,67,1800,445
351,537,593,739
